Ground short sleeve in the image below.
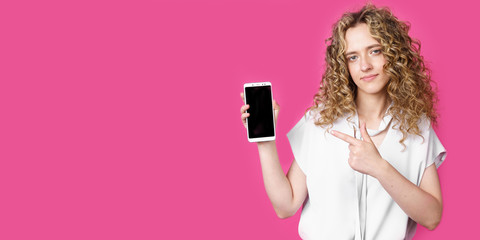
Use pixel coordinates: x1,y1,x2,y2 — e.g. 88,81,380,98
425,126,447,168
286,113,312,174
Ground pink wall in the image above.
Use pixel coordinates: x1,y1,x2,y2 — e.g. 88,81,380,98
1,0,478,239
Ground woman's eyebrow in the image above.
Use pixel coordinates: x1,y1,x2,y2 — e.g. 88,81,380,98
345,44,382,56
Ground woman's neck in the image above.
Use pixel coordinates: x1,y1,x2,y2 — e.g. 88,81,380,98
355,90,390,129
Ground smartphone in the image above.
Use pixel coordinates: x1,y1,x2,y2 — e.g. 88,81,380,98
243,82,276,142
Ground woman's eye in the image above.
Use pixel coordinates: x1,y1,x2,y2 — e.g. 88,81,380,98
371,49,381,54
348,56,357,61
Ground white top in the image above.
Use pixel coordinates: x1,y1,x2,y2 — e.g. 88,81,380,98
287,108,446,240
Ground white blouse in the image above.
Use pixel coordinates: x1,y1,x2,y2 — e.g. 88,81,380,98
287,108,446,240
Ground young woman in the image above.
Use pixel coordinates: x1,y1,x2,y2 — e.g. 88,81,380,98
240,4,446,240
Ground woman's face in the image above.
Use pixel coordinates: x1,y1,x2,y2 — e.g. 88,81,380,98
344,23,389,96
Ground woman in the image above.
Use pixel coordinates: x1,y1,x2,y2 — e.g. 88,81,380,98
240,4,446,240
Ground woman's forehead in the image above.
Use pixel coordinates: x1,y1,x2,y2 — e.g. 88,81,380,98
345,23,380,52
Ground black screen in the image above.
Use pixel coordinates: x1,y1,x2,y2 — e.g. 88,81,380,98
245,85,275,138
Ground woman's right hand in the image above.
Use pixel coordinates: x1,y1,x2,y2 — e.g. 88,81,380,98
240,92,279,130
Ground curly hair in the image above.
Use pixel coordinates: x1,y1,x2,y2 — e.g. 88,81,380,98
308,3,438,146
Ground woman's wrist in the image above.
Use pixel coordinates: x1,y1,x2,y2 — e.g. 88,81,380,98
257,140,276,149
373,158,391,179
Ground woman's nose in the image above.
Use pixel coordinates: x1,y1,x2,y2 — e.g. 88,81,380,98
360,57,373,72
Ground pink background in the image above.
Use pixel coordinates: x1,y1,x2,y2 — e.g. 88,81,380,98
1,0,479,239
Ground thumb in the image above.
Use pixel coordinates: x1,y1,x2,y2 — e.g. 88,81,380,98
273,99,280,111
360,121,373,143
272,100,279,123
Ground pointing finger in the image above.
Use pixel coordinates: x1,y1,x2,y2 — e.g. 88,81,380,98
360,121,373,143
331,130,360,145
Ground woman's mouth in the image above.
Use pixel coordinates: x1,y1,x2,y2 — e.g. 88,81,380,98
361,74,378,82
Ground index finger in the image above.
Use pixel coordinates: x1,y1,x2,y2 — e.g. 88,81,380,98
330,130,359,145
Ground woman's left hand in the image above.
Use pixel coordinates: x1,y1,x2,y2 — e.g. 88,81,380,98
330,121,386,177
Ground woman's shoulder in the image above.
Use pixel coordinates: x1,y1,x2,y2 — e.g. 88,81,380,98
298,105,348,131
287,108,331,145
291,109,317,132
304,108,320,123
303,105,329,127
416,115,434,135
304,103,330,121
304,104,354,125
392,115,434,142
289,107,322,131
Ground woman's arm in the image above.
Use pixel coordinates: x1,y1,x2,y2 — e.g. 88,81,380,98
257,141,308,218
331,121,443,230
375,162,443,230
240,93,307,218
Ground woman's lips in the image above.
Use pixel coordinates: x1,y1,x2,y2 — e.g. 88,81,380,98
361,74,378,82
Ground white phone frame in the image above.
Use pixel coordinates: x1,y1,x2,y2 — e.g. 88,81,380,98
243,82,276,142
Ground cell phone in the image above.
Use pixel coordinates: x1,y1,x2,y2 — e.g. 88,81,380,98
243,82,276,142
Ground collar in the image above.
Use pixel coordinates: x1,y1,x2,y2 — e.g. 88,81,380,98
349,102,393,138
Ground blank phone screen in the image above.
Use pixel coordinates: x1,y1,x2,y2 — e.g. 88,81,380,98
245,85,275,138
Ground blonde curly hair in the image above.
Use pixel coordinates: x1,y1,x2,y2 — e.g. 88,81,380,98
308,3,438,146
